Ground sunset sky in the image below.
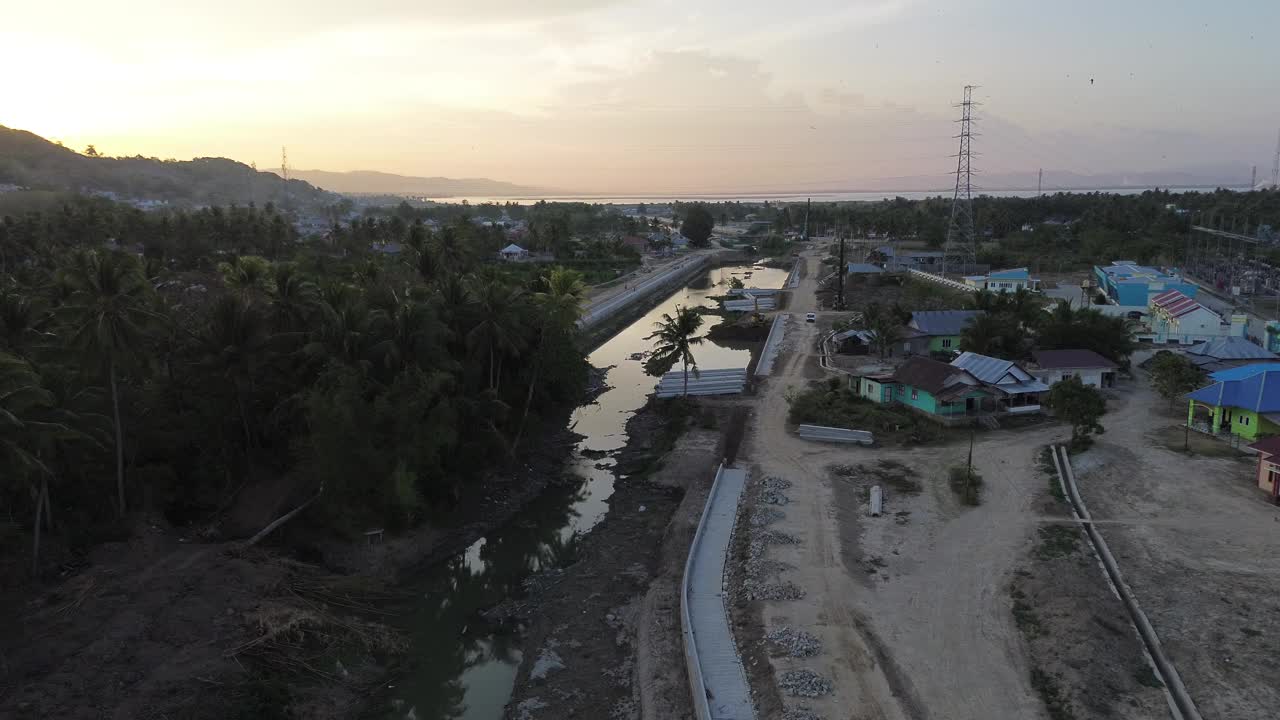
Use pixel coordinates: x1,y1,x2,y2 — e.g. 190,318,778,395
5,0,1278,193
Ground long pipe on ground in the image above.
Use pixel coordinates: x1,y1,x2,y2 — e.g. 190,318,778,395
1052,446,1201,720
869,486,883,517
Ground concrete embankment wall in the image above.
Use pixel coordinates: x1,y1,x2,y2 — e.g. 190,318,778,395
579,255,713,332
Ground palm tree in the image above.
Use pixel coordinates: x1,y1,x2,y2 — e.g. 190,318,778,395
646,305,705,397
513,267,585,449
217,255,273,297
466,276,526,392
199,295,272,455
268,262,319,334
959,313,1009,357
60,250,152,517
0,288,50,357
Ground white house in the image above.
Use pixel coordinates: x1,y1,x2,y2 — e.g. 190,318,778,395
1029,349,1118,388
963,267,1040,293
1147,289,1247,344
499,243,528,261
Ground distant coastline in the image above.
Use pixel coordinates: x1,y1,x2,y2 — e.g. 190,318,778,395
424,185,1252,206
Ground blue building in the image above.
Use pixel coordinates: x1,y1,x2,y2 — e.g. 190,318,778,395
1093,261,1197,306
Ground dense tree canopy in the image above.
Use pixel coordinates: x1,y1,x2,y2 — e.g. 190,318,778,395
0,197,592,576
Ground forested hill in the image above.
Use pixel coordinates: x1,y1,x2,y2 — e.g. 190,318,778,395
0,125,334,208
288,169,543,197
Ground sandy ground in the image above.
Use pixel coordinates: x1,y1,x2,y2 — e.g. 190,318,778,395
1068,373,1280,720
735,248,1062,719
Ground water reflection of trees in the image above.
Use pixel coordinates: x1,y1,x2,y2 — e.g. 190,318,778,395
386,477,587,719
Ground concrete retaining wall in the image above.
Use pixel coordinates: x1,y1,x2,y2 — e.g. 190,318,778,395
681,463,755,720
579,255,712,331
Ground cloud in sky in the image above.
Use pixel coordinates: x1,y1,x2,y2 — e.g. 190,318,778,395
4,0,1277,192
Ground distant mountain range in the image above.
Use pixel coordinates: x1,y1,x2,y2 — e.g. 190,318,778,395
287,169,546,198
0,125,334,208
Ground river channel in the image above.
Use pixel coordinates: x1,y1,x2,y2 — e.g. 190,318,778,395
378,263,788,720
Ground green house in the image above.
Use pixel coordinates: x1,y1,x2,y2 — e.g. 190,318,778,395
907,310,983,355
860,356,991,417
1186,363,1280,441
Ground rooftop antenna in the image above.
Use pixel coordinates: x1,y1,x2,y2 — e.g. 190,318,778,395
943,85,979,276
281,146,290,181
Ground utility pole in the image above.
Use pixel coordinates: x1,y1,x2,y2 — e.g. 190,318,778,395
1037,168,1043,197
803,198,811,241
837,232,846,309
943,85,978,277
1251,165,1257,191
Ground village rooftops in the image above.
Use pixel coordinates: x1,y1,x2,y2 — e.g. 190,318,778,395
951,351,1051,394
1151,289,1217,320
890,356,987,401
1187,365,1280,412
964,267,1030,282
1186,337,1276,362
1208,363,1280,381
1031,349,1118,370
908,310,982,336
1098,262,1181,282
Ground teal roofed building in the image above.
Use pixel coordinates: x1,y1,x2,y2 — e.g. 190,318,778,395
963,267,1040,293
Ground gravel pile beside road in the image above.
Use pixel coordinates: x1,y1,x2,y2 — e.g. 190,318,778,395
765,626,822,657
760,476,793,505
748,581,806,601
750,508,785,527
779,668,833,697
781,706,824,720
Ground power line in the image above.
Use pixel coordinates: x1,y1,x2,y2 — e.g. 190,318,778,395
943,85,978,276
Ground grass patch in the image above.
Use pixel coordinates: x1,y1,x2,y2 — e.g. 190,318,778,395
1012,598,1043,637
788,378,941,444
1035,525,1080,561
1036,446,1067,503
947,465,983,506
1133,665,1164,689
1030,667,1077,720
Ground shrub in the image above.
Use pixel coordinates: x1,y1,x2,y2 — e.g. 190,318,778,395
948,464,983,506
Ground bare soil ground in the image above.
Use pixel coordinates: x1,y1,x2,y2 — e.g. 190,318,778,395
500,402,739,720
1009,452,1168,720
731,248,1062,720
1067,377,1280,720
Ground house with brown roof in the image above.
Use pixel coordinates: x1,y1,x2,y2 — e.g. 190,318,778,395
856,356,992,421
1245,436,1280,504
1030,349,1119,388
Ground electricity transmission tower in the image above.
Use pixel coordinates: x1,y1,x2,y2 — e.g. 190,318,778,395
943,85,978,276
281,146,290,181
1272,129,1280,188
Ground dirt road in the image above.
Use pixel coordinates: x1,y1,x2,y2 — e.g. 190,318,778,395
1069,373,1280,720
737,248,1055,719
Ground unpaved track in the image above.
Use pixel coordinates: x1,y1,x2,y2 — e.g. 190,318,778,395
1070,374,1280,720
738,248,1052,719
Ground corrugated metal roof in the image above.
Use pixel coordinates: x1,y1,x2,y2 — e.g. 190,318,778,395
1032,349,1118,370
1209,363,1280,381
909,310,982,336
988,267,1030,280
1187,368,1280,412
951,351,1015,383
846,262,885,274
1151,289,1208,319
1185,337,1277,361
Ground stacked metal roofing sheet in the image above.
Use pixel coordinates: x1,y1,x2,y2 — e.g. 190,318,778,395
656,368,748,398
722,297,776,312
797,424,874,444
